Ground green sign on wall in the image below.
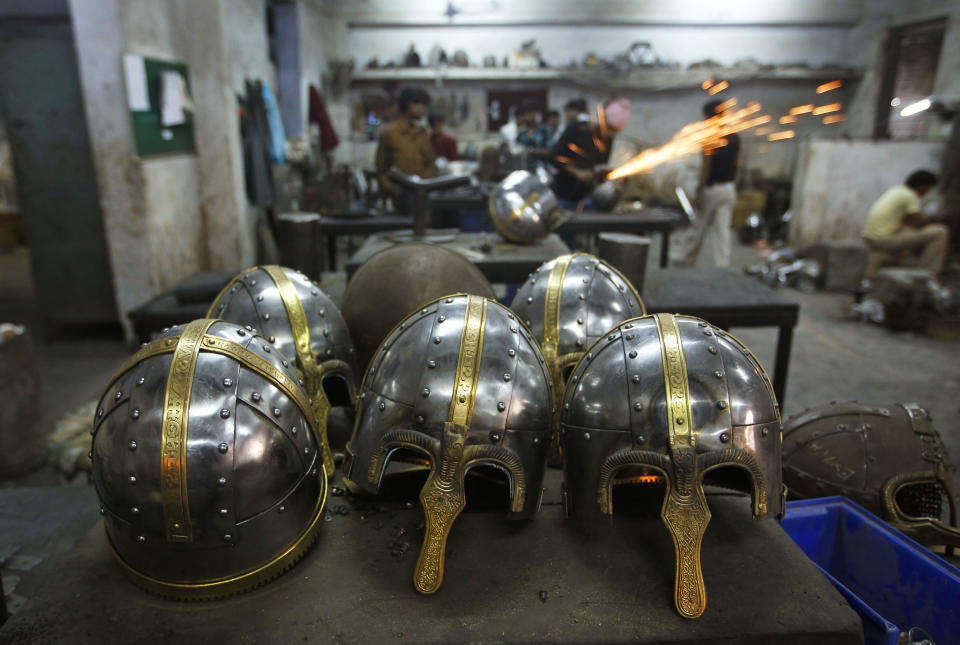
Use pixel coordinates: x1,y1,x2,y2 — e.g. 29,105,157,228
124,54,195,158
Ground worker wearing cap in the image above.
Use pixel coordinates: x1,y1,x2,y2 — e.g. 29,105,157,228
549,98,630,210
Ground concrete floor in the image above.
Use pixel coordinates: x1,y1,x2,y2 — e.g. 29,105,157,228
1,238,958,490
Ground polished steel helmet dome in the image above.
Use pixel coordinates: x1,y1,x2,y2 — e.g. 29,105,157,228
560,313,784,619
208,265,358,477
489,170,568,243
510,253,644,461
91,319,327,600
344,294,553,594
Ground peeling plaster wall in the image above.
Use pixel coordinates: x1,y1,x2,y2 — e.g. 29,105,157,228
71,0,268,339
790,139,944,246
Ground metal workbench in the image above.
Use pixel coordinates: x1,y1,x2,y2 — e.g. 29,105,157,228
0,470,861,644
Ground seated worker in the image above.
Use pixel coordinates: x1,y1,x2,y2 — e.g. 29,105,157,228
375,87,437,213
549,98,631,210
862,170,948,279
428,113,459,161
514,100,552,171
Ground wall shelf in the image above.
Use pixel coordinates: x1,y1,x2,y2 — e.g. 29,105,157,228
349,66,861,90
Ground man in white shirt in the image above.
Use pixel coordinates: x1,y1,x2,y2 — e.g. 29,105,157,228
862,169,948,279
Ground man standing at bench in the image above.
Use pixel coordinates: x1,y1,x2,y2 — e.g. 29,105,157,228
862,170,949,280
376,87,436,214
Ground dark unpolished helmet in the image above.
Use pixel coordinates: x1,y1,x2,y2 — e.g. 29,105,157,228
783,401,958,551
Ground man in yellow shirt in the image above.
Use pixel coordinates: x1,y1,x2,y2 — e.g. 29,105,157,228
375,87,437,214
862,170,948,279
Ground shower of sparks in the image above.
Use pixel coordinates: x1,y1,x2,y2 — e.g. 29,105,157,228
823,114,846,124
789,104,815,115
779,115,797,124
812,102,842,115
755,126,775,136
816,80,843,94
606,101,770,180
707,80,730,95
768,130,796,141
701,79,715,90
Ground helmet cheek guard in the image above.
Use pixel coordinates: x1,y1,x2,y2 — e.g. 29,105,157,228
343,295,552,594
561,313,784,619
209,265,359,478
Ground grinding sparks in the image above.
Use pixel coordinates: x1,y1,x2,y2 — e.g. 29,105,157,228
708,80,729,95
779,115,797,124
812,102,842,115
701,79,715,90
816,80,843,94
789,104,814,115
768,130,795,141
606,101,771,180
823,114,846,124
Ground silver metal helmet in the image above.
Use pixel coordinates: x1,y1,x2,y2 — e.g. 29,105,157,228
343,294,553,594
560,313,784,619
208,265,358,478
489,170,569,242
91,319,327,600
510,253,645,462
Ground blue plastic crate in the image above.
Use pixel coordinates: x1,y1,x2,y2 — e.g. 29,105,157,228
782,496,960,645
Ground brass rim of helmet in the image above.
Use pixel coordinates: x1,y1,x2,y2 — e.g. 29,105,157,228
105,471,328,601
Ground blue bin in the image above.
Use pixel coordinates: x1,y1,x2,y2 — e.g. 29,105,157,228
782,497,960,645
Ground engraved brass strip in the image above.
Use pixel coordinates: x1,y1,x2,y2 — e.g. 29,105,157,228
448,295,487,426
414,422,468,594
543,255,574,462
262,265,334,476
655,313,694,450
199,335,317,437
160,319,216,542
654,313,710,620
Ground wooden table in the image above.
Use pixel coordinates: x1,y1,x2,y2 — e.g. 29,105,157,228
345,231,570,284
643,267,800,406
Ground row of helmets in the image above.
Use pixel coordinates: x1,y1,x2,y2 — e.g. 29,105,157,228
90,252,781,618
93,246,956,619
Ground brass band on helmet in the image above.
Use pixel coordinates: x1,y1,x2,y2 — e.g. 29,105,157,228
208,266,342,477
94,320,326,600
344,294,552,595
561,313,783,620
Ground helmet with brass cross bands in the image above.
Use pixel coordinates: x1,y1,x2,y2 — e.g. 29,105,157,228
783,401,959,552
208,265,358,478
560,313,784,619
90,319,327,600
510,252,645,463
489,170,569,243
343,294,553,594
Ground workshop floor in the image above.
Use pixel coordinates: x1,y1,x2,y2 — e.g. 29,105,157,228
1,238,958,489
